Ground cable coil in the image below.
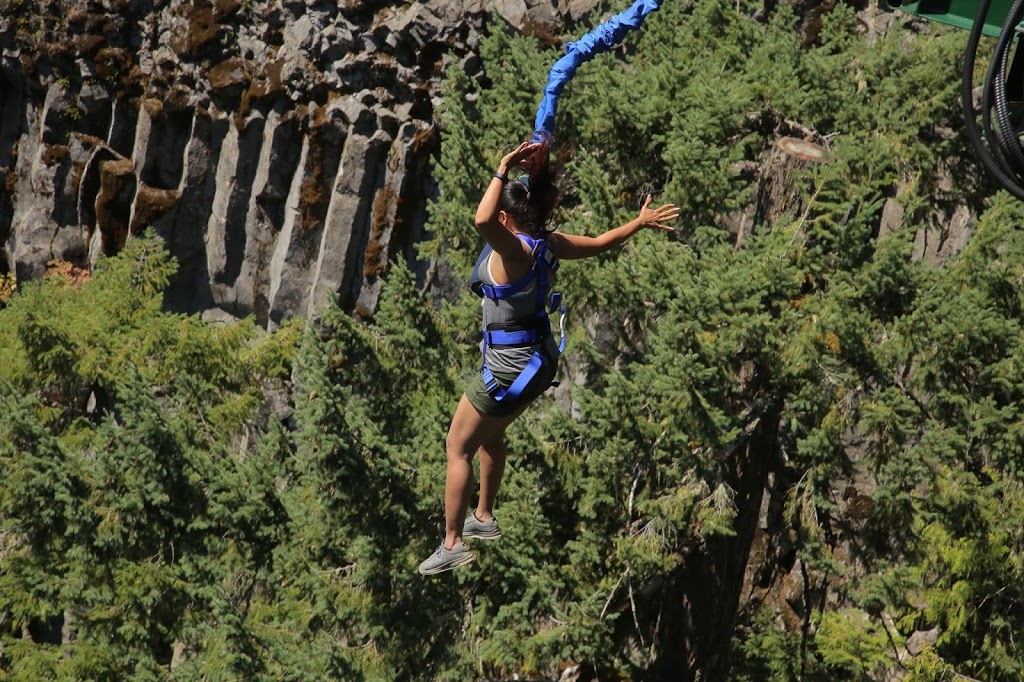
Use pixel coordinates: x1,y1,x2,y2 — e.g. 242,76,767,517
962,0,1024,199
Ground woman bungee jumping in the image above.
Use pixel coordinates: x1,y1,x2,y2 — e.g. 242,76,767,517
418,138,679,575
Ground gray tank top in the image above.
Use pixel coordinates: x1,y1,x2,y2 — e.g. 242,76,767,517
479,250,559,376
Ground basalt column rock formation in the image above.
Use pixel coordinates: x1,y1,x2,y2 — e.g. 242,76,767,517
0,0,599,324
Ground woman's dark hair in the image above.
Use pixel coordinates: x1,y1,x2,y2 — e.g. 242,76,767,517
501,136,559,235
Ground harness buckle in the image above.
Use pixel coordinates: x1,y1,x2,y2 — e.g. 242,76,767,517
481,367,499,394
549,291,562,313
546,250,560,273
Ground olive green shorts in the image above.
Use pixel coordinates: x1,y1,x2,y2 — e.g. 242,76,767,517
465,356,559,417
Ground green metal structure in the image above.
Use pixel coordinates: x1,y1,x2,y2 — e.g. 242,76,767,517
886,0,1017,37
881,0,1024,199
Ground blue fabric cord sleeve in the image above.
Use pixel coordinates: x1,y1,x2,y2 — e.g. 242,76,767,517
532,0,664,140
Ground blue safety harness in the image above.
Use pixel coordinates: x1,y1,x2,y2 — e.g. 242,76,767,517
470,234,567,402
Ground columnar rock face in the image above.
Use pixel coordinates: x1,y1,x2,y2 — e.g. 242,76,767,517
0,0,597,324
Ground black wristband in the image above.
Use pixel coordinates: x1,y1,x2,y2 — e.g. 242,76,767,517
493,172,508,183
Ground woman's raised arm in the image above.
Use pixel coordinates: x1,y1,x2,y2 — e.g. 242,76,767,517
475,140,544,261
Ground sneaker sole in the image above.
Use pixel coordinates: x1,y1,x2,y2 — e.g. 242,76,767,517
462,530,501,540
418,552,476,576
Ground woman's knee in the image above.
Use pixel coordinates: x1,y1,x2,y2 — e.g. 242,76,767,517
445,430,474,462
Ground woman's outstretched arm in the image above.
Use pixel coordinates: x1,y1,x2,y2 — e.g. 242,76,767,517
548,194,679,260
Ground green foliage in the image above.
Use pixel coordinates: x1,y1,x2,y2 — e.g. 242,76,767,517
814,608,893,677
0,237,298,679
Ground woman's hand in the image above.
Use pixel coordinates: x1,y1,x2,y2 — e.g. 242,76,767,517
498,140,544,173
636,194,679,231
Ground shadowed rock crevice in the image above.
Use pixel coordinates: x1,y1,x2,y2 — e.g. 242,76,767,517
207,115,264,291
634,405,780,682
156,111,229,312
134,100,192,191
0,66,24,170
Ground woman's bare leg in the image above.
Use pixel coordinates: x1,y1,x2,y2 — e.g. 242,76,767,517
476,400,529,522
476,437,507,522
443,395,517,548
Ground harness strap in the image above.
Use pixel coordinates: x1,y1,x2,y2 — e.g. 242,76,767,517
475,268,536,300
482,351,546,402
484,328,541,347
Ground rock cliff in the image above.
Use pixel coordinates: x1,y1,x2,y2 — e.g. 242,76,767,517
0,0,600,325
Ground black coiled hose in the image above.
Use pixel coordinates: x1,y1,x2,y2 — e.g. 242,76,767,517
961,0,1024,199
